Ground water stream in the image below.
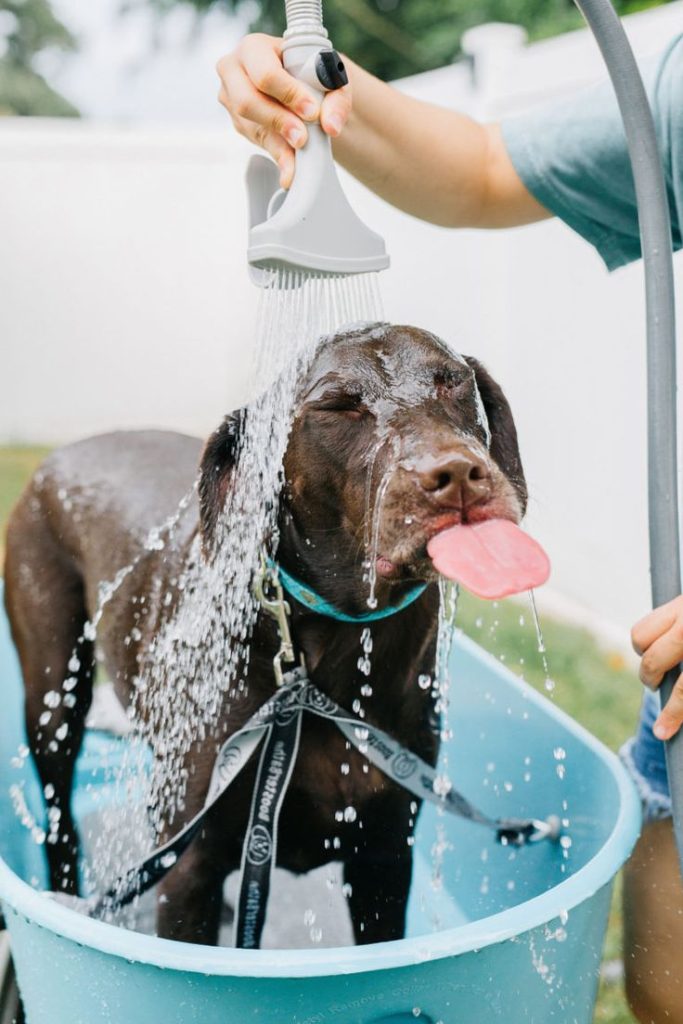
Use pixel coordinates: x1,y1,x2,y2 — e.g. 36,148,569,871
81,268,386,910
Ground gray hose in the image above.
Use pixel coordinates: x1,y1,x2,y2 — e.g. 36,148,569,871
573,0,682,870
285,0,324,32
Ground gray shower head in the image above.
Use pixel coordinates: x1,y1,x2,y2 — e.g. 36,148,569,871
246,1,389,283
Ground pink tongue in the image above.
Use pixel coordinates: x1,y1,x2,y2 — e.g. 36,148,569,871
427,519,550,599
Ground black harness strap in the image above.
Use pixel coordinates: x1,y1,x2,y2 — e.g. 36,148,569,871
235,705,303,949
90,668,559,946
91,681,299,920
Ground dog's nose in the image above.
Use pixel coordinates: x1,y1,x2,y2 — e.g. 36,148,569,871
416,452,491,508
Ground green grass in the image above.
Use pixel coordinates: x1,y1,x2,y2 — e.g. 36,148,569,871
456,591,642,752
0,447,640,1022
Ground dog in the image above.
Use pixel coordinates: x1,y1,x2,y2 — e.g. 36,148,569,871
4,323,526,946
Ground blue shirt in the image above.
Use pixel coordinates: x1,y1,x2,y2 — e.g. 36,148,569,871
502,34,683,271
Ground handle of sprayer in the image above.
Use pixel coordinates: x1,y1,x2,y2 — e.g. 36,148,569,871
283,45,348,96
282,40,348,173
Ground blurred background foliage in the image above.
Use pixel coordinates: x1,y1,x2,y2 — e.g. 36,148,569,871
152,0,673,80
0,0,675,115
0,0,78,116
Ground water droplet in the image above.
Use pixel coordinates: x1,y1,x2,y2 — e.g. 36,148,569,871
432,774,452,798
418,673,431,690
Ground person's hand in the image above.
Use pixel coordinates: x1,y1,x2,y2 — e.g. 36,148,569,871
216,34,352,189
632,596,683,739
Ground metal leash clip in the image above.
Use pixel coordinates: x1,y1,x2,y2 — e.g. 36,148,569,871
254,552,297,686
496,815,562,847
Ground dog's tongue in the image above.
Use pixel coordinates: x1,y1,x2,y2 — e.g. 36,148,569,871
427,519,550,599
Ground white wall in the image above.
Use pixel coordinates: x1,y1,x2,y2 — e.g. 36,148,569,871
0,121,257,439
1,3,682,641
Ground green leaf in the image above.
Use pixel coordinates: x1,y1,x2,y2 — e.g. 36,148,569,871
0,0,79,116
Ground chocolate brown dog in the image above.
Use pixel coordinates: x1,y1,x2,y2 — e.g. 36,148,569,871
4,324,526,946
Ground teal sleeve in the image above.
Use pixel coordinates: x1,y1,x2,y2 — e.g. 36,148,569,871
501,36,683,272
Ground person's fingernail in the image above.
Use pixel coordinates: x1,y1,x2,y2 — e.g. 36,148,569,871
285,125,305,147
326,114,343,135
654,720,670,740
299,99,318,119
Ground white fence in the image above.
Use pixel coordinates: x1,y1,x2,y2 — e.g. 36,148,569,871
1,3,682,642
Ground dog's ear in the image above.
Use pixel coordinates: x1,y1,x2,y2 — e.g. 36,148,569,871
465,357,527,514
198,411,245,551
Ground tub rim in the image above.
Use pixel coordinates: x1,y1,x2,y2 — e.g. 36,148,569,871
0,633,642,978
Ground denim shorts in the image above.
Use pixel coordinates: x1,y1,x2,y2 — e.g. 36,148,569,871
620,689,672,822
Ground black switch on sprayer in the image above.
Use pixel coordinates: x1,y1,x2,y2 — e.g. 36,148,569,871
315,49,348,90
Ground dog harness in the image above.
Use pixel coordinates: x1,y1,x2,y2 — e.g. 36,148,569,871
92,559,560,947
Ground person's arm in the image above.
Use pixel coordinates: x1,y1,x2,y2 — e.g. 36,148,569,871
215,35,549,228
331,60,548,228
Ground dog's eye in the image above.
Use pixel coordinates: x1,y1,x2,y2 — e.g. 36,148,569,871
309,393,368,419
434,372,470,400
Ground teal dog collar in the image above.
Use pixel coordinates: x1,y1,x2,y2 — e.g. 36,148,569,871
273,562,428,623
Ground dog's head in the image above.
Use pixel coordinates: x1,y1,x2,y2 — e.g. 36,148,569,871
199,324,526,604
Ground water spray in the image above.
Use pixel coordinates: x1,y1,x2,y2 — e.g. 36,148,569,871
246,0,390,284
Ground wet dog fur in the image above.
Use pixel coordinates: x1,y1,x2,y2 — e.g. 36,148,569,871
4,323,526,945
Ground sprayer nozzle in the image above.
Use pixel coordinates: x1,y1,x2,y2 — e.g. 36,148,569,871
247,134,389,285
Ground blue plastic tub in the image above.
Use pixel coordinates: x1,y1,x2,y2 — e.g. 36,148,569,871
0,589,640,1024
